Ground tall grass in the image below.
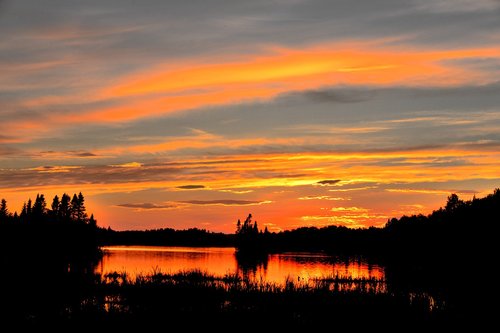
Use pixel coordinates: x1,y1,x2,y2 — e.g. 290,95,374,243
71,268,445,329
98,268,388,294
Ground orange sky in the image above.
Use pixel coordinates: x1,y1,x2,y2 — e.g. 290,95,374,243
1,1,499,232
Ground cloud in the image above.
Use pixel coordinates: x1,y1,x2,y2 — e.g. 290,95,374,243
299,213,388,228
4,40,499,142
329,186,378,192
330,207,369,212
176,184,206,190
413,0,500,13
28,165,81,173
74,151,97,157
219,189,254,194
298,196,346,201
316,179,341,186
301,88,376,103
116,202,176,210
37,150,98,159
385,188,479,195
110,162,143,168
179,199,272,206
0,145,23,156
0,134,22,144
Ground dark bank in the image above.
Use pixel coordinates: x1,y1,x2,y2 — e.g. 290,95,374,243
0,189,498,328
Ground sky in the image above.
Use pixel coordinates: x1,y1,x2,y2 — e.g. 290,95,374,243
1,0,499,232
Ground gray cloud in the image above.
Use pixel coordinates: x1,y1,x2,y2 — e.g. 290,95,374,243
176,185,206,190
116,202,176,210
0,134,17,143
0,145,23,156
360,157,472,168
413,0,500,13
301,88,376,104
39,150,97,158
0,164,182,188
316,179,341,186
1,0,498,76
1,0,499,153
74,151,97,157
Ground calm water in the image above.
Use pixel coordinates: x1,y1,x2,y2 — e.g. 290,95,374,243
97,246,385,284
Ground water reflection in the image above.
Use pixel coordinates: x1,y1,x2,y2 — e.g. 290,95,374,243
98,246,237,278
235,250,269,281
98,246,385,285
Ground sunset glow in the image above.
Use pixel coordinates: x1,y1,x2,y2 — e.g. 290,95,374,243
1,0,499,232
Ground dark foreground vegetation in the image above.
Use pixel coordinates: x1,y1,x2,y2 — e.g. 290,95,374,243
0,192,99,259
2,267,445,329
0,192,101,327
0,189,498,327
234,189,499,326
65,270,448,329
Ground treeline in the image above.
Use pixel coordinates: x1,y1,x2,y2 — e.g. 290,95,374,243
0,192,96,225
235,189,500,259
96,189,499,256
99,227,234,247
0,192,99,259
234,189,499,320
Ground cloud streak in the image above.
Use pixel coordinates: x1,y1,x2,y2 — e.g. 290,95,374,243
117,203,177,211
178,200,272,206
176,185,206,190
3,41,500,142
316,180,341,186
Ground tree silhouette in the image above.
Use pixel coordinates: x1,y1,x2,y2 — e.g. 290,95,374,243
0,192,99,256
0,199,10,223
32,194,47,219
51,195,60,217
235,213,270,257
71,192,88,223
60,193,71,220
26,198,32,217
445,193,463,212
77,192,88,222
89,214,97,228
0,199,7,214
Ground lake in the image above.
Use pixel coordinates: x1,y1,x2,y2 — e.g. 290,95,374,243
97,246,385,284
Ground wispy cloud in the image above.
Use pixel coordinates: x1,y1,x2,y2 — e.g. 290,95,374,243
27,165,81,173
330,207,369,212
414,0,500,13
110,162,143,168
299,212,388,228
37,150,98,159
3,41,500,142
116,203,177,211
386,188,479,195
316,179,341,186
176,185,206,190
298,196,347,201
179,200,272,206
219,189,254,194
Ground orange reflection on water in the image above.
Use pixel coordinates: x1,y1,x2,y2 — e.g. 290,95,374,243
98,246,385,285
266,253,384,281
98,246,237,278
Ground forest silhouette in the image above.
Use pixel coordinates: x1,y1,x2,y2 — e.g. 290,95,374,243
0,192,99,259
0,189,498,328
